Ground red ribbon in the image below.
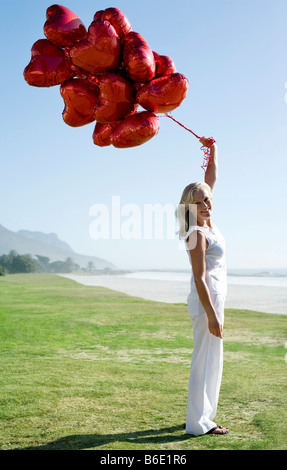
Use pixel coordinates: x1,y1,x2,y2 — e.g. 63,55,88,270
164,113,201,139
163,113,216,172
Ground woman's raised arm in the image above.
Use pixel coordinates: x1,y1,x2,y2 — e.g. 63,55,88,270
199,137,218,194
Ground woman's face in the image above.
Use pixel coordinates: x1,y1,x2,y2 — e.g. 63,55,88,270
192,188,212,224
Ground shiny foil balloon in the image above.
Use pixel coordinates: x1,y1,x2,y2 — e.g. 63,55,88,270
94,8,132,40
60,78,99,127
92,121,119,146
136,73,189,113
91,73,137,123
110,111,160,148
70,20,121,73
153,51,176,77
23,39,74,87
44,4,87,48
123,32,156,82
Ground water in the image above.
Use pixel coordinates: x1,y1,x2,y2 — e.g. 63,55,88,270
122,270,287,288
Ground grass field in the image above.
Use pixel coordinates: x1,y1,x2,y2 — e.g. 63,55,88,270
0,273,286,450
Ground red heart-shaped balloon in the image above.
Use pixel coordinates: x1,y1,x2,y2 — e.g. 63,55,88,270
92,121,119,146
123,32,156,82
92,104,139,146
70,20,121,73
136,73,188,113
110,111,160,148
90,72,137,123
23,39,74,87
94,8,132,41
60,78,99,127
44,4,87,48
153,51,176,77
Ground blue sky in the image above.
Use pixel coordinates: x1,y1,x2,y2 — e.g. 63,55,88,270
1,0,287,270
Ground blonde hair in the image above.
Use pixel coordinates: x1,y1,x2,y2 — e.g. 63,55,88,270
176,182,212,239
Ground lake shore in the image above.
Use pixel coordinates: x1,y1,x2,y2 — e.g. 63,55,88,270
59,273,287,315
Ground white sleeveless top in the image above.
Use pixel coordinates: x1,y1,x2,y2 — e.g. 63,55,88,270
185,223,227,297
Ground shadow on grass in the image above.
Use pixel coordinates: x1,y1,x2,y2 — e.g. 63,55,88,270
19,424,194,450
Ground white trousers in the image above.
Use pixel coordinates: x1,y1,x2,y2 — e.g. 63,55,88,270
185,293,225,436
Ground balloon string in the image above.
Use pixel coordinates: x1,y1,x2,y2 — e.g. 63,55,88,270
163,113,216,173
201,147,213,172
163,113,200,139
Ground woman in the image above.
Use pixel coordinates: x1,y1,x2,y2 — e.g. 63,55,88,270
177,137,229,436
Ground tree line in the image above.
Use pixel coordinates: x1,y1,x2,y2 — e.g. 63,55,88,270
0,251,80,275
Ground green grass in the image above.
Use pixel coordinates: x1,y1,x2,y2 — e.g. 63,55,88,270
0,273,286,450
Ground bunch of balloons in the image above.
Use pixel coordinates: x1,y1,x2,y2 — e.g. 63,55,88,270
24,5,189,148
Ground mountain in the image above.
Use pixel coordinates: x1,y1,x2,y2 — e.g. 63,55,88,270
0,224,114,270
18,229,74,253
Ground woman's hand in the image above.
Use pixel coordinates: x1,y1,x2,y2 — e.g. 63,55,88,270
208,314,223,338
199,136,215,148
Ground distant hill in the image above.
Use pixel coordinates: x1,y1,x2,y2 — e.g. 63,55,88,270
18,229,74,253
0,224,114,270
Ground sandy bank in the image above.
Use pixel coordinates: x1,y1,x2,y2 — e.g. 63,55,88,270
59,274,287,315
